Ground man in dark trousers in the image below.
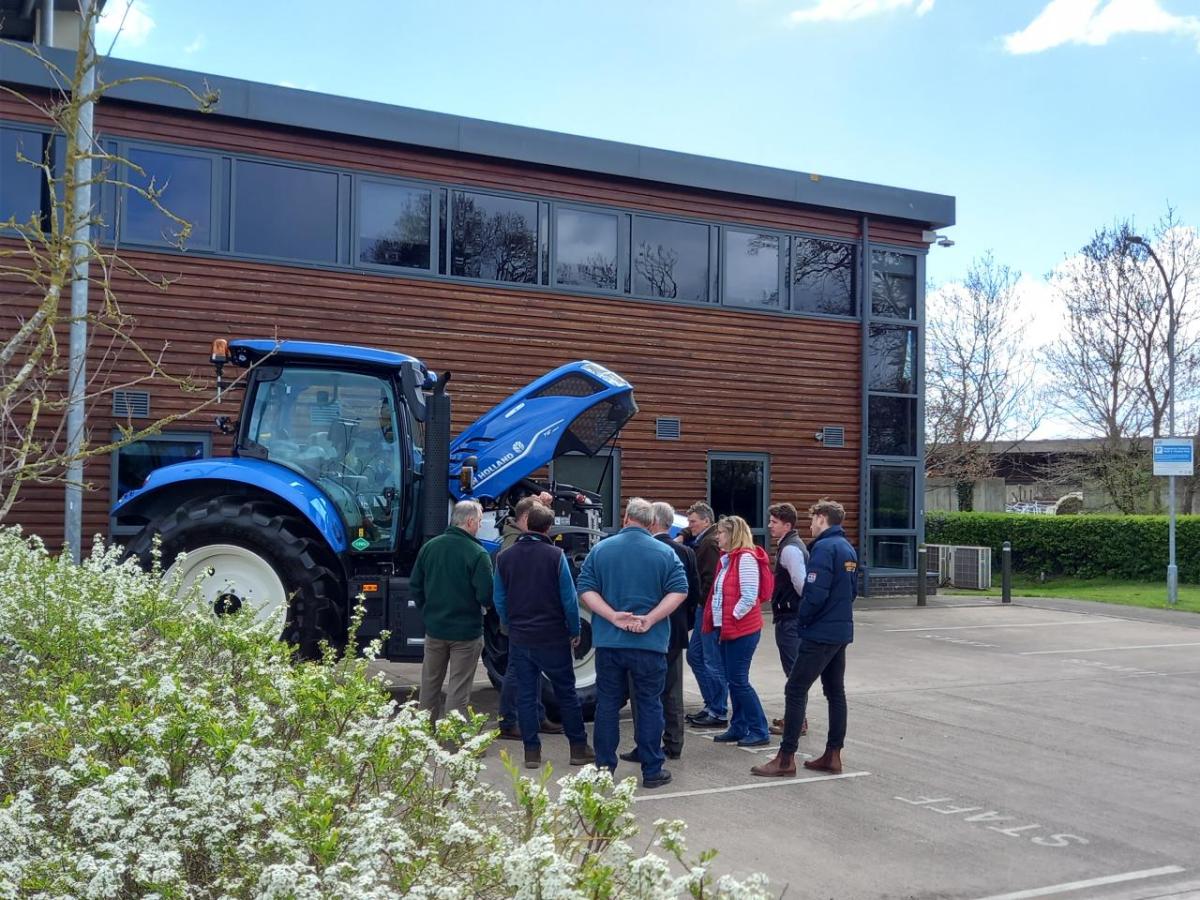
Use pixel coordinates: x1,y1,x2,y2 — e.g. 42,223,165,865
766,502,809,737
493,503,594,770
620,501,701,762
752,497,857,778
682,501,728,728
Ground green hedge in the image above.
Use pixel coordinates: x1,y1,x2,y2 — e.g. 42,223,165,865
925,512,1200,581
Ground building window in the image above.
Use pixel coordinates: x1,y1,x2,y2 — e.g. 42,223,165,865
450,189,538,284
550,450,621,530
632,215,710,301
554,206,618,291
791,237,855,316
867,326,917,394
356,180,432,270
869,534,916,571
871,249,917,320
109,432,210,535
870,466,914,530
1,127,52,231
708,453,769,539
233,160,339,262
868,395,917,457
122,146,214,248
724,229,781,309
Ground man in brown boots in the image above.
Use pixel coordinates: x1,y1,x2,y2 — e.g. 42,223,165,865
752,498,857,778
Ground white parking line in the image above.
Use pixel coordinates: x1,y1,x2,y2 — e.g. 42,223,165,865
633,770,870,802
887,620,1114,632
973,865,1185,900
1021,642,1200,656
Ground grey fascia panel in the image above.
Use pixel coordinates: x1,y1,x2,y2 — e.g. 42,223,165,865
0,45,955,228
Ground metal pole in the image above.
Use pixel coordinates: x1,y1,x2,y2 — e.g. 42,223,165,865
1001,542,1012,604
64,0,95,562
916,545,927,607
39,0,54,46
1144,243,1178,606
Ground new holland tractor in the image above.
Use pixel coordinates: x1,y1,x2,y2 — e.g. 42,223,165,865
112,339,637,716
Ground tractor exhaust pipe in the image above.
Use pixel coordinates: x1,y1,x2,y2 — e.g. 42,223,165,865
422,371,452,541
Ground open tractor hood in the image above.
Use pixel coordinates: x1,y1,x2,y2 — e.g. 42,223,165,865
448,361,637,502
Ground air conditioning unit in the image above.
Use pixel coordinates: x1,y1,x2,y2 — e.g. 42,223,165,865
951,545,992,590
925,544,955,585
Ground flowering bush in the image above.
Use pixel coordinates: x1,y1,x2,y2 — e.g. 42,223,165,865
0,528,771,899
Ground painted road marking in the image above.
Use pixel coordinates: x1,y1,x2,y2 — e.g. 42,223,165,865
633,770,870,802
1021,642,1200,656
895,795,1088,848
973,865,1186,900
887,620,1115,632
921,633,999,648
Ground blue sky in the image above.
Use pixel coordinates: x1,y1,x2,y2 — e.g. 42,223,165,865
96,0,1199,290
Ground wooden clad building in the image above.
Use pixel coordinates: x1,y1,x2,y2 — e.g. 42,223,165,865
0,44,954,593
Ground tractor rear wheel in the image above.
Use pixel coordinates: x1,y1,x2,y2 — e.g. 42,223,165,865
124,495,345,659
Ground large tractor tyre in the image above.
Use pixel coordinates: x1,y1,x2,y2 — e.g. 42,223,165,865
124,495,346,660
481,608,598,723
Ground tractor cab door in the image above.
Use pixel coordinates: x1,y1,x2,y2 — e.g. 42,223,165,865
240,366,405,553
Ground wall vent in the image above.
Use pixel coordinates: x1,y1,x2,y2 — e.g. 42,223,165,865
112,390,150,418
655,416,681,440
818,425,845,448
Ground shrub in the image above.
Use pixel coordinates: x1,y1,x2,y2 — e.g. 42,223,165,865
926,511,1200,581
0,528,771,899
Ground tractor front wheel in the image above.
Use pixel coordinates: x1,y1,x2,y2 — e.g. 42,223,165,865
124,495,346,659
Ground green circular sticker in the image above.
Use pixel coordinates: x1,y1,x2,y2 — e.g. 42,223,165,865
351,537,371,551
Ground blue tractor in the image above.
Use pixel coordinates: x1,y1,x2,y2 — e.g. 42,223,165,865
113,339,637,716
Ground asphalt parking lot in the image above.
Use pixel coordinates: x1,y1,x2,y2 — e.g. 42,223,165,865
377,596,1200,899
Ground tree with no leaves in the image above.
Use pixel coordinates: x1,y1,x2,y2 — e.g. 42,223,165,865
925,252,1041,510
0,3,224,525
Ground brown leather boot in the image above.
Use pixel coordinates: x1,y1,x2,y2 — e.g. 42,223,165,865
524,747,541,769
569,743,595,766
803,747,842,774
750,751,796,777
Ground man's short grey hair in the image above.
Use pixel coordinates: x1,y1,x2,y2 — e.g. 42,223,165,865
450,499,484,527
650,501,675,530
624,497,654,527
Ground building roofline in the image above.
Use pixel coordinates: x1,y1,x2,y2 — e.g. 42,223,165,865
0,44,956,229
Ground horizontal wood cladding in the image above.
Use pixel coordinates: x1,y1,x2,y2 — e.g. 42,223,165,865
0,91,925,246
3,253,863,546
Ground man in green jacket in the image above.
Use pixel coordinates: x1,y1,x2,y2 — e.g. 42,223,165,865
412,499,494,720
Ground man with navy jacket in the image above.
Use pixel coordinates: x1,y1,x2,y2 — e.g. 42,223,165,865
751,497,857,778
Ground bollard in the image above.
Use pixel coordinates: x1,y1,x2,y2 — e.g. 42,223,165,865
1001,542,1012,604
916,545,927,607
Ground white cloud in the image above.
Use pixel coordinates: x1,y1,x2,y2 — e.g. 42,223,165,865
96,1,156,50
1004,0,1200,55
184,34,206,55
790,0,934,24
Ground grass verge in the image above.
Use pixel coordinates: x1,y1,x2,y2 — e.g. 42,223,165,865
943,576,1200,614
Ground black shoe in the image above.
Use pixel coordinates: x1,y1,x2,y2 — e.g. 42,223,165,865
689,713,728,728
619,749,640,763
685,710,708,724
712,731,743,743
642,769,673,789
665,747,682,760
738,737,771,748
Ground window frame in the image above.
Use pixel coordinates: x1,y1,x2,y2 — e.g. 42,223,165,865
869,246,919,322
720,225,788,312
707,451,771,541
629,210,715,305
115,139,222,252
352,173,437,274
788,231,858,319
0,123,58,237
446,184,545,287
549,200,623,295
549,447,622,533
108,430,212,537
230,155,345,264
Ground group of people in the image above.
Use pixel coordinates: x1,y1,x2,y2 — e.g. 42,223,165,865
410,490,858,789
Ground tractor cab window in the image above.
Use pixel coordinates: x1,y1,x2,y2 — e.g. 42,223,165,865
243,367,402,552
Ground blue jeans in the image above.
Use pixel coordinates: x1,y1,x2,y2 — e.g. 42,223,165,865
774,615,801,676
510,642,587,750
595,647,667,777
718,630,769,742
685,606,727,718
499,658,545,728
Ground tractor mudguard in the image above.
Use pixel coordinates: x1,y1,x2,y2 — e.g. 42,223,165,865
449,361,637,503
111,457,349,553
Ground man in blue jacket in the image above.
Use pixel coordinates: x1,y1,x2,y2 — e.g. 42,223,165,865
578,497,688,789
751,497,857,778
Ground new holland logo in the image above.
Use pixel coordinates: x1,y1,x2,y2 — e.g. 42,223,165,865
512,440,525,453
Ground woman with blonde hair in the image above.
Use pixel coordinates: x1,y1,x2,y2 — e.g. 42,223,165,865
701,515,774,747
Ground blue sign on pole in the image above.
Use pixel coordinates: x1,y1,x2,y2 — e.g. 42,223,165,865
1153,438,1194,476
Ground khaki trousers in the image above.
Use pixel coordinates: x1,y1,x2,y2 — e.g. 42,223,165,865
419,636,483,720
